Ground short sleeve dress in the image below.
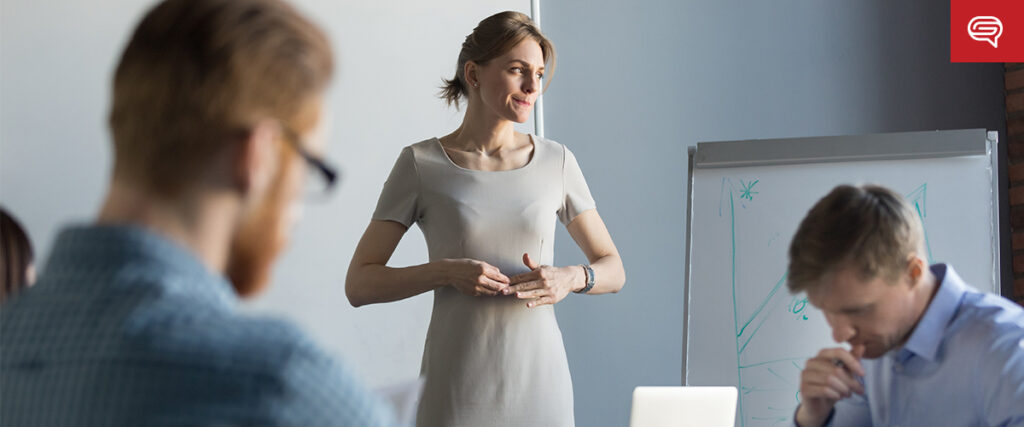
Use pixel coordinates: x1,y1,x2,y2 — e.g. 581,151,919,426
372,135,596,427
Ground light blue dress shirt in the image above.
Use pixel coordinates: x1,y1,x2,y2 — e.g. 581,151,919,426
1,225,398,426
814,264,1024,427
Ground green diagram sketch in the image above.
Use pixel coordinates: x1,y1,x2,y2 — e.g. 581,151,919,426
719,179,931,426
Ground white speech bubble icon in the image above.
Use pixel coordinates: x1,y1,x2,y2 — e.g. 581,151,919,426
968,16,1003,48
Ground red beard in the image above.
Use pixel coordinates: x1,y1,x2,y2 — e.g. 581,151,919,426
225,162,294,298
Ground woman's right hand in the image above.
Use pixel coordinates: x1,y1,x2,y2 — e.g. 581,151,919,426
441,258,510,296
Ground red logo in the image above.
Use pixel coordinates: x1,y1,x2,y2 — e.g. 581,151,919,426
951,0,1024,62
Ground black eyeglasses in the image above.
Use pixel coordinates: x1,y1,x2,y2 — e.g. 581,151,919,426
280,125,340,199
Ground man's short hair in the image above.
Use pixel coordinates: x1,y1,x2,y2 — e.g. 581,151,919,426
787,184,926,293
108,0,333,195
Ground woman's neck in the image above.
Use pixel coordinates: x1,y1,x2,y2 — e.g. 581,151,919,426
446,103,519,153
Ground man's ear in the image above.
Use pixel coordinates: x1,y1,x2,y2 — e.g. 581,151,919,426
906,254,926,287
233,120,279,200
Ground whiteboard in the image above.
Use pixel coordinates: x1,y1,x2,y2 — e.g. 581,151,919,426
683,129,1000,426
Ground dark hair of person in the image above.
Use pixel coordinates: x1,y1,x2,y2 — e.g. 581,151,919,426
1,207,35,302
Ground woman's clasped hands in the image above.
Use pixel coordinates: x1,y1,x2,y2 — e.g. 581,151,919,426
445,253,582,307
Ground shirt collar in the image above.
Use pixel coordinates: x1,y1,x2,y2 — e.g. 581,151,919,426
45,224,238,307
897,263,969,363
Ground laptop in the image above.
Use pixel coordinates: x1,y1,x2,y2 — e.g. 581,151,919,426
629,386,738,427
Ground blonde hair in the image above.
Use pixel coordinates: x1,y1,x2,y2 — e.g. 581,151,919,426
787,184,926,293
440,11,555,108
108,0,333,195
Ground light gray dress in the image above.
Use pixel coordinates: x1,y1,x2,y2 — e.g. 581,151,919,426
372,136,596,427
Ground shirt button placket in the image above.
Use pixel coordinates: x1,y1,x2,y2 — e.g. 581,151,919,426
891,361,902,427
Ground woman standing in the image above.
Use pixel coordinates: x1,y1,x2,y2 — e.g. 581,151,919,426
346,11,625,427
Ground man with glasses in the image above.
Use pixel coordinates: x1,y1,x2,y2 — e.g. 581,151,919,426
0,0,395,425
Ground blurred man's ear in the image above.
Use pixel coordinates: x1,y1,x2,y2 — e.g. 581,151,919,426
906,254,927,287
233,120,279,202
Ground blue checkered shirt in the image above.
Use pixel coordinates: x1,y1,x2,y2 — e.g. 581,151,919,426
1,225,397,426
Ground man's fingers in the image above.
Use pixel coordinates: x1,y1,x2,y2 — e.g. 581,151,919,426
832,365,865,394
805,357,864,394
818,348,866,376
801,367,842,388
803,358,854,379
803,358,839,373
801,380,843,402
817,386,842,401
825,375,852,397
802,355,865,401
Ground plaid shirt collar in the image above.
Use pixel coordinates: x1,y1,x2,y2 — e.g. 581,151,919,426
45,224,238,308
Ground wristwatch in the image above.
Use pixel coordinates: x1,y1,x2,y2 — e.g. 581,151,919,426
575,265,595,294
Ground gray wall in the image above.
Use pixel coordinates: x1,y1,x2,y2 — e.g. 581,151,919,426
541,1,1006,426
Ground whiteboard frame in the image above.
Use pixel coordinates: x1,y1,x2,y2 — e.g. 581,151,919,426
682,128,1001,384
682,145,696,385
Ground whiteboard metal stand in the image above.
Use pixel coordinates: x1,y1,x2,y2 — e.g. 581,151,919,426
682,145,697,385
681,128,1002,384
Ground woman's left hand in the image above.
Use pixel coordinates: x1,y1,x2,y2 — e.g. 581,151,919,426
505,253,584,307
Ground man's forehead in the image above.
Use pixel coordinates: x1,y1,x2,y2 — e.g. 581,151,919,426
807,270,873,307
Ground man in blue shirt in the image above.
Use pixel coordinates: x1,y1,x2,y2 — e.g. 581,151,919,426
788,184,1024,427
0,0,397,425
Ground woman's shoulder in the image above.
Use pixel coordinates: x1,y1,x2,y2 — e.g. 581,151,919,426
385,138,450,174
392,138,442,161
404,138,440,154
530,134,574,162
530,134,564,151
530,134,585,165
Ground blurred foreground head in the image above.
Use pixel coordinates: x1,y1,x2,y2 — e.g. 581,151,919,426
108,0,334,296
